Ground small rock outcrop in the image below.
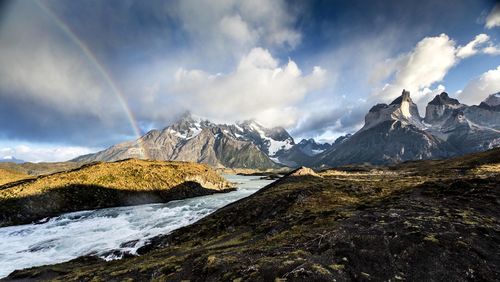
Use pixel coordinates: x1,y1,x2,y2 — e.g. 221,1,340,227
289,166,321,177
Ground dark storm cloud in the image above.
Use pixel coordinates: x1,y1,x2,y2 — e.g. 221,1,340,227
0,90,134,147
45,0,180,62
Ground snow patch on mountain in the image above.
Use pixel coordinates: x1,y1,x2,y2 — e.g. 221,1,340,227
267,138,293,156
311,149,326,155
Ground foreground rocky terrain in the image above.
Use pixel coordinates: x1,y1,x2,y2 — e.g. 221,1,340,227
0,160,233,227
6,148,499,281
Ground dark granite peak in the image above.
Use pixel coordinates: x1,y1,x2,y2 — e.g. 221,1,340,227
428,92,460,106
369,103,388,113
390,89,411,105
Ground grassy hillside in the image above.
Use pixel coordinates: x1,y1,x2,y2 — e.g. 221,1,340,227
7,148,499,281
0,159,233,227
0,161,83,176
0,168,32,186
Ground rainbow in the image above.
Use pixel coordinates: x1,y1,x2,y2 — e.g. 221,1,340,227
34,0,149,159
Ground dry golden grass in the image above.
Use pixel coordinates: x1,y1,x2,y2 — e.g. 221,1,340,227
472,164,500,175
0,161,83,176
0,159,231,200
0,168,32,186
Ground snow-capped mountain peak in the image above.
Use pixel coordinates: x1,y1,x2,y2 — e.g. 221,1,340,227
0,156,25,164
161,112,213,140
234,120,294,157
295,138,332,156
75,112,298,167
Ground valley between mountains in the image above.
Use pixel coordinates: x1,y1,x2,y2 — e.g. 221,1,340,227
0,90,498,281
2,1,500,281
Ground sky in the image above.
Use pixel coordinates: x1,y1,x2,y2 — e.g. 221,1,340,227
0,0,499,162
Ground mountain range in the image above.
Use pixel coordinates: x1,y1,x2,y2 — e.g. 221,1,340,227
0,156,25,164
74,91,500,168
74,114,292,168
316,90,500,167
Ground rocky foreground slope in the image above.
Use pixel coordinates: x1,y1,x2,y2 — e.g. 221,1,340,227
7,148,499,281
0,160,233,227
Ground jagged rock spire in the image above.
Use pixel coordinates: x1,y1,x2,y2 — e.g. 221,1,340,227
390,89,412,105
362,89,422,131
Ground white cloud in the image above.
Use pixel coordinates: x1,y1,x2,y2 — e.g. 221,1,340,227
294,30,500,138
0,1,124,122
0,143,99,162
485,4,500,29
454,33,500,58
170,48,326,127
395,34,456,90
219,14,257,47
373,34,457,109
456,34,490,58
169,0,301,58
483,45,500,55
371,33,499,111
458,65,500,105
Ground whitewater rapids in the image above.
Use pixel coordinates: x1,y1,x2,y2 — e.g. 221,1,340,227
0,175,274,278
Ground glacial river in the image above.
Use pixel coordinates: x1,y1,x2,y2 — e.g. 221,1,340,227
0,175,274,278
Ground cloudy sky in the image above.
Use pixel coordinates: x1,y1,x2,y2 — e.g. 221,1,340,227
0,0,499,162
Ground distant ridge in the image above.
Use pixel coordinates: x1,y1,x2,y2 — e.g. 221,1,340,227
72,91,500,168
0,156,25,164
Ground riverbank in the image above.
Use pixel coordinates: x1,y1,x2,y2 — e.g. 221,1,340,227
6,148,499,281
